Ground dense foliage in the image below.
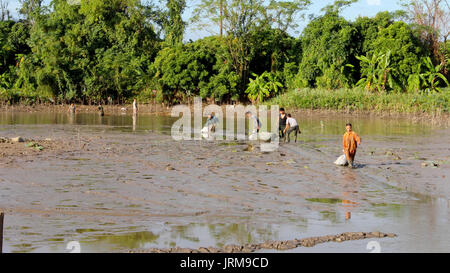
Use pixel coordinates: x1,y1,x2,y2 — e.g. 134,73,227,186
296,10,359,89
0,0,448,105
2,0,161,104
268,87,450,114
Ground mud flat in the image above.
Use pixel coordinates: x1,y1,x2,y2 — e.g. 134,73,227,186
0,112,449,253
0,137,71,160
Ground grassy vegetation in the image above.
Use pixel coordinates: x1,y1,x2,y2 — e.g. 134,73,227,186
267,87,450,114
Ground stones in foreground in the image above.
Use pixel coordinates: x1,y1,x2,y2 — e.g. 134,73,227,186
1,137,48,152
1,136,25,143
128,231,397,253
11,136,25,143
165,164,176,171
421,161,439,168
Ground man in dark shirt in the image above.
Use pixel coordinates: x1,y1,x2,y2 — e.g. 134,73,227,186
98,104,104,116
279,108,287,141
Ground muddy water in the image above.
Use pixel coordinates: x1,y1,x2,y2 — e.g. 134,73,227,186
0,112,449,253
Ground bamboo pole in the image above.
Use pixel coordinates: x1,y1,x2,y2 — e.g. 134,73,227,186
0,212,4,253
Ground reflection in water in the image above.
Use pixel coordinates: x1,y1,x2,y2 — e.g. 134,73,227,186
341,169,360,221
46,231,160,253
0,112,434,137
165,222,278,249
207,223,277,247
68,113,75,125
84,231,160,250
35,222,281,253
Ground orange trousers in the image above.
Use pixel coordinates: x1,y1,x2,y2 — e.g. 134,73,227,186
345,150,356,165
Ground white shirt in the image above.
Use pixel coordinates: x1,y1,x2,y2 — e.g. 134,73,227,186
206,116,219,126
286,117,298,127
252,115,262,131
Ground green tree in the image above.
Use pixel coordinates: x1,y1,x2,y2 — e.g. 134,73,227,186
152,36,240,103
16,0,160,103
248,27,301,76
162,0,186,46
296,10,359,89
18,0,43,23
372,21,428,90
193,0,310,98
354,11,396,55
0,20,30,92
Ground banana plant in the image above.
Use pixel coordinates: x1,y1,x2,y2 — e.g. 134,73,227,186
421,57,449,93
408,57,449,93
407,63,422,92
377,50,395,91
355,53,378,91
245,72,283,104
356,50,395,92
0,72,12,89
264,72,283,95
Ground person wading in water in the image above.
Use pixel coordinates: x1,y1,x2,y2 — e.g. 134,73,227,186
205,113,219,133
246,111,261,135
67,103,76,114
98,104,104,116
284,114,301,143
279,108,287,142
343,123,361,168
133,98,138,114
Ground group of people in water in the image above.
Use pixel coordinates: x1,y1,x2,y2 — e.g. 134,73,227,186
206,107,361,168
205,108,301,144
245,107,361,168
68,98,139,117
279,108,362,168
69,100,361,168
278,108,300,143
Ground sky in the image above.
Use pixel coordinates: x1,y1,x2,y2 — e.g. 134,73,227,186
5,0,404,40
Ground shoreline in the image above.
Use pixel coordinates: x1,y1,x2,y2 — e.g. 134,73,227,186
0,103,170,115
1,103,448,124
288,108,450,127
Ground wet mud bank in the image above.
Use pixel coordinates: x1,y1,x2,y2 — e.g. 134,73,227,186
0,104,170,115
0,112,449,252
0,136,71,161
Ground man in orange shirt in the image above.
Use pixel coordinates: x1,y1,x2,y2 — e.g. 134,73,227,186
343,123,361,168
